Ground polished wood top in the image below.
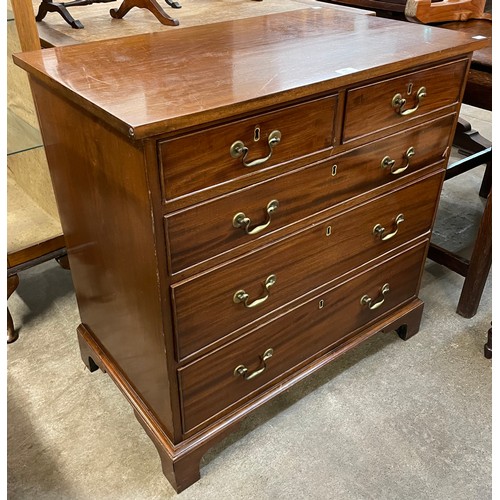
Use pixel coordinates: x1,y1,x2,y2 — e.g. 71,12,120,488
14,8,488,139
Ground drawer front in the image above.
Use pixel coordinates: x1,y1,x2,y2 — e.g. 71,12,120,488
165,113,454,274
172,172,443,359
158,96,337,201
179,241,427,433
343,58,467,143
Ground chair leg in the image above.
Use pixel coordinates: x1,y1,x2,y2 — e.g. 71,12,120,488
7,274,20,343
456,190,492,318
484,326,492,359
479,163,491,199
56,254,70,270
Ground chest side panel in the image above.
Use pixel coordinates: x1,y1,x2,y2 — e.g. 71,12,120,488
29,79,178,440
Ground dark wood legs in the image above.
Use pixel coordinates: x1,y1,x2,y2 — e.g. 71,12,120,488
428,145,491,319
7,274,20,344
110,0,180,26
56,254,70,270
36,0,116,29
7,252,70,344
456,190,491,318
484,326,492,359
36,0,84,29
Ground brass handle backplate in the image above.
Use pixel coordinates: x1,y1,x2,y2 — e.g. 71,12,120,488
392,86,426,116
360,283,390,310
230,130,281,168
234,348,274,381
233,274,277,308
373,213,405,241
233,200,279,235
381,146,415,175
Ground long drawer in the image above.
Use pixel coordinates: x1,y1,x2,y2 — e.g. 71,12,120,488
172,171,443,360
178,241,427,433
158,96,337,201
343,58,467,143
165,113,454,274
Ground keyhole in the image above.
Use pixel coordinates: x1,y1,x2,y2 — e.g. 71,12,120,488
254,126,261,142
326,226,332,236
407,83,413,95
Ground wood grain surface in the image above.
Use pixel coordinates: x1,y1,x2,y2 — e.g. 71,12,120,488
172,171,443,360
165,113,454,275
179,241,428,432
14,9,487,139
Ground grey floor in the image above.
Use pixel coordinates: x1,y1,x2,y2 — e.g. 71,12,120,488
7,104,492,499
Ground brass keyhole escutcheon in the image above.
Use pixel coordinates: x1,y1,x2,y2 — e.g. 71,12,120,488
254,126,261,142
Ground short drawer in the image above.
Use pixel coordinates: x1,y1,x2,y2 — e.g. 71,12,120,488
172,171,443,359
343,58,468,143
165,113,454,274
178,241,427,433
158,96,337,201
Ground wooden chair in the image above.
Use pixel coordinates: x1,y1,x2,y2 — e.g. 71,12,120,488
405,0,492,319
7,0,69,343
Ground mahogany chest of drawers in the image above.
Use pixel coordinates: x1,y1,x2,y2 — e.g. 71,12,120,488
14,8,487,492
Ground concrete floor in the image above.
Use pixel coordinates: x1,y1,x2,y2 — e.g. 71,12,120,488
7,104,492,499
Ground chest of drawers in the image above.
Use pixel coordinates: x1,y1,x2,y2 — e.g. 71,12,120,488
14,8,487,492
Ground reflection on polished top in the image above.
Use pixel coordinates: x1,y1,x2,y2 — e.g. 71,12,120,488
14,8,487,139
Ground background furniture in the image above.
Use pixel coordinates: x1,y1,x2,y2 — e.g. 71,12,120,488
406,0,491,318
7,0,68,343
318,0,491,319
15,9,485,491
29,0,373,47
317,0,407,18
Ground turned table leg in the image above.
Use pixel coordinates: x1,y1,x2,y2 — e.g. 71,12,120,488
484,326,492,359
56,254,70,270
7,274,20,343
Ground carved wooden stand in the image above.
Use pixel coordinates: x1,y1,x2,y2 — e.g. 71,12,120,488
36,0,181,28
110,0,180,26
36,0,116,29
